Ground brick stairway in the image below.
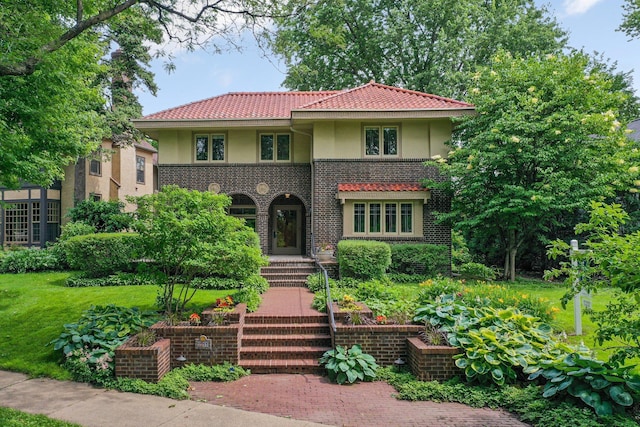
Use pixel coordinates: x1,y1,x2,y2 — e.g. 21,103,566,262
239,262,332,374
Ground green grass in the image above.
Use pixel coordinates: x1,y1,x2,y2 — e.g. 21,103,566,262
0,272,234,379
0,407,81,427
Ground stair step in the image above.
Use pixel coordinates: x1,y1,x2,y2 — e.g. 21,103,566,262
243,323,330,335
240,346,330,360
239,358,325,374
244,315,328,324
242,333,331,347
267,280,309,287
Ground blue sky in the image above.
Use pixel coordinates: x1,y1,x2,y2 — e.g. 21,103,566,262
137,0,639,116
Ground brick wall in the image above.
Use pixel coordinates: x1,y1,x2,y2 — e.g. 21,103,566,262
407,337,461,382
115,337,171,382
333,324,424,367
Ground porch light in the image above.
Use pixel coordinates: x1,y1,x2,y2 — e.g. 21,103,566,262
285,193,290,198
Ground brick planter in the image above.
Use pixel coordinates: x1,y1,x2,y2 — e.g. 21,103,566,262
115,337,171,382
331,302,373,324
201,303,245,325
407,337,461,381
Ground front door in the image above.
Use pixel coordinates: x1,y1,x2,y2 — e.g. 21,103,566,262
272,205,302,255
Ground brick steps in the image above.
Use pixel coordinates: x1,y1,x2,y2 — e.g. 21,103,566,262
243,323,332,336
242,333,332,347
260,260,316,288
238,358,323,374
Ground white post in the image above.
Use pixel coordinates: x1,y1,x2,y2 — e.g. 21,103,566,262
570,239,582,336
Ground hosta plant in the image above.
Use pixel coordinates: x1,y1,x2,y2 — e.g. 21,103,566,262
527,352,640,417
319,344,379,385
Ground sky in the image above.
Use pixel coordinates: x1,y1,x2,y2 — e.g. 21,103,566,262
136,0,639,116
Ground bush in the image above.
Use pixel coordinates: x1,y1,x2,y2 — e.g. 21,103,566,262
63,233,140,277
337,240,391,280
457,262,496,280
387,273,430,283
65,272,150,287
389,243,449,276
233,287,262,312
0,247,61,273
67,199,132,232
319,344,379,384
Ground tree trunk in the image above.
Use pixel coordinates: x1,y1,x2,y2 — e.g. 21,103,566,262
504,228,518,281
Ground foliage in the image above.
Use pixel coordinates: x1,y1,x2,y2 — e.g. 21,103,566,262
528,352,640,417
319,344,379,385
232,287,262,312
0,248,61,273
65,272,150,287
457,262,497,281
386,273,430,284
51,305,156,384
427,51,640,281
621,0,640,40
337,240,391,280
388,243,449,276
0,407,82,427
67,200,132,232
63,233,140,278
451,230,473,267
546,202,640,364
267,0,566,97
175,362,250,382
380,368,638,426
130,186,267,316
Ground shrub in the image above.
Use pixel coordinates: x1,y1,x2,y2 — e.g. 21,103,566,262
389,243,449,276
387,273,430,283
319,344,379,384
337,240,391,280
175,362,250,382
233,287,261,312
0,247,61,273
457,262,496,280
63,232,140,277
65,272,150,287
67,199,132,232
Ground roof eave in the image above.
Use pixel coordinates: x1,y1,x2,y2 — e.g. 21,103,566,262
290,109,475,120
132,118,293,130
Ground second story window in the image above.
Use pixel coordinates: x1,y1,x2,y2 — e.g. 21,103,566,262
364,126,398,157
195,134,225,162
136,156,145,184
89,159,101,176
260,133,291,162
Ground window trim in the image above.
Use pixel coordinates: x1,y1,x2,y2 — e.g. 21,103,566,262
363,125,400,158
89,159,102,176
136,155,145,184
349,200,417,237
194,133,227,163
259,132,292,162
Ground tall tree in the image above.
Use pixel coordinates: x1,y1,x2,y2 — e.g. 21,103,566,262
620,0,640,39
267,0,567,97
426,51,640,281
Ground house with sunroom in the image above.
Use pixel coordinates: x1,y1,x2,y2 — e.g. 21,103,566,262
132,81,474,257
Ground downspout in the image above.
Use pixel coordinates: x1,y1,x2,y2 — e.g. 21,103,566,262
290,126,314,255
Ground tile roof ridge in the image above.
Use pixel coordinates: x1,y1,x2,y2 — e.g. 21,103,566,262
366,81,473,107
141,92,228,118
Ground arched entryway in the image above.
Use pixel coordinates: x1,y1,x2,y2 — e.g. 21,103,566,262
269,194,306,255
228,194,257,231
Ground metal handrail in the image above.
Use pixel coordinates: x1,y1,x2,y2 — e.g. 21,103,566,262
311,232,337,344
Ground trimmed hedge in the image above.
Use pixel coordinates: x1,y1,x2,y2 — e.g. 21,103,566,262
389,243,450,277
337,240,391,280
0,248,62,273
63,233,140,278
65,272,150,287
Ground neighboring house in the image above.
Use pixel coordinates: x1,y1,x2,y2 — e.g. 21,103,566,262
133,81,474,256
0,139,157,247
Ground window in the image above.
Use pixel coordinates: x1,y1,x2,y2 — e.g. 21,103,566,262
31,202,40,243
136,156,145,184
364,126,398,156
260,133,291,161
4,202,29,243
89,159,101,176
229,206,257,231
90,193,102,201
351,201,414,236
195,134,225,162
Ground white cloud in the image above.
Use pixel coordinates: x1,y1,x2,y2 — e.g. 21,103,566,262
563,0,606,15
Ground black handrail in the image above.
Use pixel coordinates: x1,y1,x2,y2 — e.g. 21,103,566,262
310,232,337,345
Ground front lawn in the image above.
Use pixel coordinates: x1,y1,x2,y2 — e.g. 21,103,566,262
0,272,233,379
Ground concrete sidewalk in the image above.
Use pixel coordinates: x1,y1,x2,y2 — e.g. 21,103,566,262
0,371,326,427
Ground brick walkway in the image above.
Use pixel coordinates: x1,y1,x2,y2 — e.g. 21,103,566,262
189,374,528,427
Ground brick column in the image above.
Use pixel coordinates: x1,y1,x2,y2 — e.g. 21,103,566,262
257,212,270,254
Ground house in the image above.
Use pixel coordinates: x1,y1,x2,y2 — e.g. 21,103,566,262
0,140,157,247
133,81,474,256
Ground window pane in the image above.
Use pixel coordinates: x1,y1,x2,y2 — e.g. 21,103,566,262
401,203,412,233
5,202,28,243
260,134,274,160
369,203,381,233
212,135,225,161
385,203,397,233
276,134,290,161
354,203,365,233
383,127,398,155
136,156,145,183
32,202,40,243
195,135,209,161
365,128,379,155
89,159,101,175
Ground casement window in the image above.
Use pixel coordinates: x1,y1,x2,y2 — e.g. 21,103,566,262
229,206,257,231
364,126,398,157
260,133,291,162
195,134,226,162
89,159,101,176
351,201,414,236
136,156,145,184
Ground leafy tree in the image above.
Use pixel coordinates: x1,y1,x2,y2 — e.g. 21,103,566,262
426,51,640,281
130,186,267,316
546,202,640,365
67,200,132,232
620,0,640,39
266,0,567,96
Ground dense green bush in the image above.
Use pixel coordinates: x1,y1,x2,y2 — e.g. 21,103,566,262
63,233,140,277
0,247,61,273
457,262,496,280
65,272,150,287
389,243,449,276
233,287,262,312
67,199,132,232
337,240,391,280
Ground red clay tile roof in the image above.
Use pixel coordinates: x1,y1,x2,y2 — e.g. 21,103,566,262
140,81,472,120
338,183,427,192
298,81,473,111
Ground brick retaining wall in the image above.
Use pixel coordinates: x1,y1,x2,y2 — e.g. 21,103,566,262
407,337,461,381
115,338,171,383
